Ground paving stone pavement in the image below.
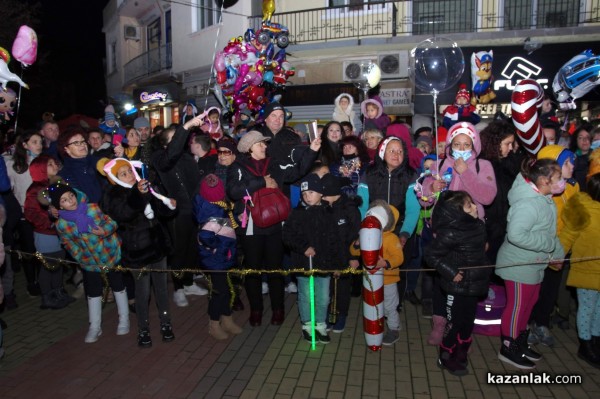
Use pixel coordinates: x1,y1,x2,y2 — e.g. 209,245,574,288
0,274,599,398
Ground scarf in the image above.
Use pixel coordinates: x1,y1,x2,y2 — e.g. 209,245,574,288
59,203,97,233
210,200,239,229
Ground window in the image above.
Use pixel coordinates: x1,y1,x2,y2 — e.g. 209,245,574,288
194,0,222,31
328,0,386,11
108,42,117,74
412,0,474,35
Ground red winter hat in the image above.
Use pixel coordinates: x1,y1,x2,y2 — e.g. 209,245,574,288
455,84,470,104
199,174,225,202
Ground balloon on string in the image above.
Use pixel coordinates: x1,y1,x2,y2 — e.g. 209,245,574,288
11,25,38,67
409,37,465,93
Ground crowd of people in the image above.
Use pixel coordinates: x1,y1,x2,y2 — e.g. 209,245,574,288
1,91,600,378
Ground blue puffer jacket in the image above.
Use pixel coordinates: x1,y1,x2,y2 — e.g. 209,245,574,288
193,194,237,270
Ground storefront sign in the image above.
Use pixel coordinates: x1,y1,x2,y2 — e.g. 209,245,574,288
380,88,412,107
140,91,168,103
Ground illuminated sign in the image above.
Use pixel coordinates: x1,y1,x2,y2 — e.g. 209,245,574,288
495,57,548,91
140,91,168,103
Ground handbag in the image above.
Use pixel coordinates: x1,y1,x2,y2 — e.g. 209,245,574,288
243,158,291,228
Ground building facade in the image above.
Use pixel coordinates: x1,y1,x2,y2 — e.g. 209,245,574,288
103,0,600,128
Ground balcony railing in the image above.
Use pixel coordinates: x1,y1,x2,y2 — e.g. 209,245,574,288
248,0,600,45
124,43,172,84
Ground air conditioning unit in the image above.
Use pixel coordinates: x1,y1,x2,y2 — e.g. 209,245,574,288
342,59,376,82
378,51,409,79
124,25,140,41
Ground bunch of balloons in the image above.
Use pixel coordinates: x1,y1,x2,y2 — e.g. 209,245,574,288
213,25,294,122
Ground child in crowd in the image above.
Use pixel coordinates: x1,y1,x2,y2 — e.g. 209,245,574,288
283,174,334,344
47,181,129,344
496,159,565,369
333,93,359,132
201,107,224,141
100,158,176,348
560,173,600,368
319,174,361,333
25,156,75,310
351,200,404,345
424,190,490,376
360,95,390,133
194,174,243,340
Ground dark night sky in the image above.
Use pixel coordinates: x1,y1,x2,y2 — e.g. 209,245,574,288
16,0,109,128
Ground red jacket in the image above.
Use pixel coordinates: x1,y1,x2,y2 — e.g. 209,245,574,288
24,159,56,235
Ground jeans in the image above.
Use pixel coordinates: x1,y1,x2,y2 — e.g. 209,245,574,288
297,275,330,324
132,257,171,331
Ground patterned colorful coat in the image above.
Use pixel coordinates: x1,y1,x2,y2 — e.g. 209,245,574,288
56,203,121,272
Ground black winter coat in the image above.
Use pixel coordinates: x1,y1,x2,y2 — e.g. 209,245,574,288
365,138,417,229
226,149,317,235
151,125,200,215
101,184,173,267
424,192,490,297
256,124,302,164
282,195,360,270
483,152,522,261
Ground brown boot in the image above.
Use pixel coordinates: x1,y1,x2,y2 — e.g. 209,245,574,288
209,320,229,340
220,315,243,335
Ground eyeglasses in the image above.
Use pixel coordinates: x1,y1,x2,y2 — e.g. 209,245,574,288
66,140,87,147
217,150,233,156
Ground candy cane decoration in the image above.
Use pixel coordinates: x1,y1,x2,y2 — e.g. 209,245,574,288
360,214,386,351
511,79,546,155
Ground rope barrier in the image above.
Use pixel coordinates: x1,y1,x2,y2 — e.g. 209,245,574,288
6,249,590,276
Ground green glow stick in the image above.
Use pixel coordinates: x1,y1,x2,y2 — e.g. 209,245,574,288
309,255,316,350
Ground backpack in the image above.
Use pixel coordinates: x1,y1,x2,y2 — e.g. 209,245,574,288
243,158,291,228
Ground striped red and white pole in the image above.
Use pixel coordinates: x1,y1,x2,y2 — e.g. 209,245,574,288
511,79,546,155
359,215,385,351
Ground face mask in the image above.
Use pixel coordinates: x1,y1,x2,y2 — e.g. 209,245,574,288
591,140,600,151
551,178,566,195
452,149,472,161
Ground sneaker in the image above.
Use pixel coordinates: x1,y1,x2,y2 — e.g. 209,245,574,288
382,329,400,346
498,338,536,370
315,329,331,344
532,324,555,347
173,289,189,307
421,299,433,319
404,291,421,305
332,315,346,333
161,323,175,342
138,329,152,348
183,284,208,296
285,282,297,293
302,329,312,343
262,282,269,295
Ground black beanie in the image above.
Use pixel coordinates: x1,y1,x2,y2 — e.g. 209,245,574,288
48,183,76,209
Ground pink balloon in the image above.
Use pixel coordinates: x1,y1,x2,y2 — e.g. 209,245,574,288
11,25,38,66
214,51,226,72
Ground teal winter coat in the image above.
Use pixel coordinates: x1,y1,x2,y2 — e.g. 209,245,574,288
495,173,564,284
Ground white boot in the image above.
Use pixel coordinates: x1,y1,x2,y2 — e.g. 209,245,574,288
85,296,103,343
114,289,130,335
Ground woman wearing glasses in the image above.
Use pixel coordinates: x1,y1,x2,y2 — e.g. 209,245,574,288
57,127,103,203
